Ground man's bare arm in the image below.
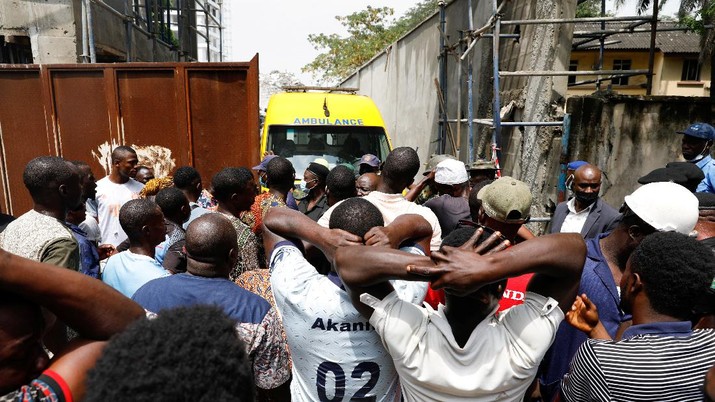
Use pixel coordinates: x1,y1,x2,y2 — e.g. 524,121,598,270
263,207,361,261
363,214,432,250
404,170,434,202
409,233,585,313
0,249,144,339
335,246,434,318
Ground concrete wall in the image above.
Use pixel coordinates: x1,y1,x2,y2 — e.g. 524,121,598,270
344,0,495,172
0,0,176,63
0,0,80,63
565,95,713,209
340,0,715,232
497,0,577,222
90,2,176,62
343,0,577,185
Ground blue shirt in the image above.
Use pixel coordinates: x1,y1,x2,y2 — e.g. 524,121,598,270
183,202,211,230
696,155,715,193
102,251,168,298
133,273,271,324
67,223,100,278
539,233,629,401
622,320,693,339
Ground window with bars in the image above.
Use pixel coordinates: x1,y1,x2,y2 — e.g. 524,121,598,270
612,59,631,85
681,59,701,81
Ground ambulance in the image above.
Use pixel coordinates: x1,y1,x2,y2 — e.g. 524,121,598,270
260,87,393,179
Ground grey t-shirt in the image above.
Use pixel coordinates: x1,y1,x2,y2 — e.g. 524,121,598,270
424,194,470,238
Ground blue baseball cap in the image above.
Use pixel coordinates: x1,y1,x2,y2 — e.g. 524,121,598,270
252,155,278,171
677,123,715,140
567,160,588,170
359,154,380,168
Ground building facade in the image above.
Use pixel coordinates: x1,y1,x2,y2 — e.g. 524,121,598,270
567,22,711,97
0,0,224,64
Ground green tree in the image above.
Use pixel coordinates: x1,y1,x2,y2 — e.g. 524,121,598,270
576,0,603,17
304,1,440,83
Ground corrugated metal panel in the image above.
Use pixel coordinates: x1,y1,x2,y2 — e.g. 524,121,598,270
575,22,701,53
117,69,191,167
0,69,52,215
0,58,260,214
49,70,115,178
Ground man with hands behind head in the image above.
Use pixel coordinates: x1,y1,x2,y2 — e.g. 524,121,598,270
334,230,585,401
263,203,432,402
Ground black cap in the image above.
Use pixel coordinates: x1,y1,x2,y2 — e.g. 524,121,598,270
307,162,330,182
695,192,715,210
638,162,705,192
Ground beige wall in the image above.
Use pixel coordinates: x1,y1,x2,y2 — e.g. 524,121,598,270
567,50,651,96
567,50,711,97
658,54,712,96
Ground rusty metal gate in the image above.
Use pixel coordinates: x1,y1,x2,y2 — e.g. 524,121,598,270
0,57,259,215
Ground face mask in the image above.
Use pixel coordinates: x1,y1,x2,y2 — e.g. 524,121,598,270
565,174,574,191
298,179,316,193
686,147,708,163
574,191,598,206
685,141,712,163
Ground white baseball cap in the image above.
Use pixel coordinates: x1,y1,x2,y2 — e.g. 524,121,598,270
435,159,468,185
624,182,698,235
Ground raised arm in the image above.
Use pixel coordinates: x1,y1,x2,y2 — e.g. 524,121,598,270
409,233,585,313
364,214,432,251
262,207,361,261
0,249,144,339
335,246,434,317
565,293,611,340
404,170,435,202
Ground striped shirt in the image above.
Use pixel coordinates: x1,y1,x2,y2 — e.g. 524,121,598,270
562,322,715,402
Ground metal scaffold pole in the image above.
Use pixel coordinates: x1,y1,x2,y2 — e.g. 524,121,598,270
491,0,503,169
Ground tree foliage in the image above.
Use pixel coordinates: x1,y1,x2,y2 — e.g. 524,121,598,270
304,1,440,83
614,0,714,59
261,70,303,93
576,0,603,17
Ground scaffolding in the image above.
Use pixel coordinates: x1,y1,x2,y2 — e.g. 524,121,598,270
436,0,708,199
80,0,223,63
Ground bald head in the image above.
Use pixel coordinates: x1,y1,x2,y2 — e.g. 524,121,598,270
574,164,601,182
356,173,379,197
185,214,237,277
572,164,602,209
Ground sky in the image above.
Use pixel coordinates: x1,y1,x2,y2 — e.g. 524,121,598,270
226,0,681,86
226,1,419,84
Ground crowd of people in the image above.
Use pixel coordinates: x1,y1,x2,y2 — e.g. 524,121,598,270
0,122,714,401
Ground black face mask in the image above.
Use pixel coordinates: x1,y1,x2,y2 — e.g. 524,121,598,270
574,191,598,206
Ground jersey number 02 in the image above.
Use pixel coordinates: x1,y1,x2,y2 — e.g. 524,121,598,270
316,361,380,401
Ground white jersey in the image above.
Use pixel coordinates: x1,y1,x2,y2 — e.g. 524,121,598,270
95,177,144,246
364,291,563,401
269,242,427,402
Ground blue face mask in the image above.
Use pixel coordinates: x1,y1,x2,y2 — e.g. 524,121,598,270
298,178,317,193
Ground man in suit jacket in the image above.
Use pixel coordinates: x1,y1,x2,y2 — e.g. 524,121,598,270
549,164,620,238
